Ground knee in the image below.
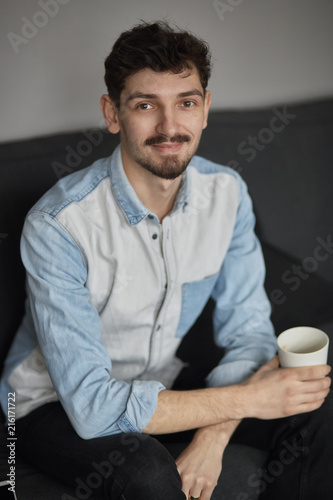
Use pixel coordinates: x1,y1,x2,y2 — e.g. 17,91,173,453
116,434,183,498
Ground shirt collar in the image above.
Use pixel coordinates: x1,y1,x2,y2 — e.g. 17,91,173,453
109,145,191,226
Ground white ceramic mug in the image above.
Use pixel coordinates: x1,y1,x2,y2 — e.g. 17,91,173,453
277,326,329,368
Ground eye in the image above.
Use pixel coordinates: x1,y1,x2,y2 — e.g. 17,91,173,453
137,103,153,110
182,100,196,108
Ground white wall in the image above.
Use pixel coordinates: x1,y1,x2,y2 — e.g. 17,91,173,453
1,0,332,143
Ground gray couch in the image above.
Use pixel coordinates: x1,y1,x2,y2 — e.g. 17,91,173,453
1,97,333,499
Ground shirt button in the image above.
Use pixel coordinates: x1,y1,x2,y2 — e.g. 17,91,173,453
152,233,158,240
148,214,154,219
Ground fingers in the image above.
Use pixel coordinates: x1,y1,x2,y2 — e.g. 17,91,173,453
187,486,215,500
247,359,331,420
280,378,331,417
302,376,331,394
188,493,200,499
182,477,215,499
293,386,330,405
180,470,217,499
301,364,331,381
200,487,216,500
284,364,331,381
282,372,331,404
290,398,326,415
286,375,331,398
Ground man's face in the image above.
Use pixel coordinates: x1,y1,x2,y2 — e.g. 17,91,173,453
113,66,211,180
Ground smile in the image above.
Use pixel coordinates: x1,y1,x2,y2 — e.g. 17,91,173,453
150,143,184,154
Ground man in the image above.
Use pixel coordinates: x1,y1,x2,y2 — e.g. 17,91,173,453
0,21,332,500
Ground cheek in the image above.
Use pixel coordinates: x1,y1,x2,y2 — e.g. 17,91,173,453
182,112,206,132
123,116,155,140
188,120,206,138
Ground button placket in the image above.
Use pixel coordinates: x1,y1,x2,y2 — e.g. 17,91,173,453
146,217,177,372
139,218,167,377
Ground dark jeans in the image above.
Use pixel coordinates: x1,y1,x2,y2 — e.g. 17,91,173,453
15,391,333,500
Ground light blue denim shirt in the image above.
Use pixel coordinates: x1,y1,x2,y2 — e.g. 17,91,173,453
0,145,277,438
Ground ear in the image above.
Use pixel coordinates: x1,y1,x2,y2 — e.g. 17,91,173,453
100,94,121,134
202,90,211,130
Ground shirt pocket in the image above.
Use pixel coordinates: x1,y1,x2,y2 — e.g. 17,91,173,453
175,273,219,338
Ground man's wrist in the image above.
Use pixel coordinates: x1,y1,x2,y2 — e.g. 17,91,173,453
194,419,242,448
218,383,250,421
193,424,228,450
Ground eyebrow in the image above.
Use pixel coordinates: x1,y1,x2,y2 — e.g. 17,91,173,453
125,89,204,104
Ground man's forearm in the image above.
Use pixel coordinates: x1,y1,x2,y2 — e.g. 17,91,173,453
143,386,244,434
143,358,331,435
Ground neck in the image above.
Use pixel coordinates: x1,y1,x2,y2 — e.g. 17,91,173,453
121,149,183,222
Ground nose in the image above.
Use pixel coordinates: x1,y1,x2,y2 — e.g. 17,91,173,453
155,106,179,138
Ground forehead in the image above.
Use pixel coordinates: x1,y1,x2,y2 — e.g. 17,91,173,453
121,67,203,101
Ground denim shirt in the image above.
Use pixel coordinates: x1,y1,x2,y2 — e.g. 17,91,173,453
0,145,276,438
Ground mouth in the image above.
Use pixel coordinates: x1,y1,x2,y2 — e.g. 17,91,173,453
150,142,184,154
144,134,191,155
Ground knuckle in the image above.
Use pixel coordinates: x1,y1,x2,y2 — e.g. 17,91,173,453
313,400,324,410
206,479,216,489
196,474,215,489
280,370,291,381
182,471,195,484
197,474,207,484
325,377,331,388
322,388,330,398
319,380,327,391
285,385,296,398
317,380,328,393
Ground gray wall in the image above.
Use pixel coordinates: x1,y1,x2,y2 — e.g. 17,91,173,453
1,0,333,143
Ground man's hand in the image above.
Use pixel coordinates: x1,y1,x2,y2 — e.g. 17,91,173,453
176,420,240,500
173,356,331,498
176,433,222,500
242,356,331,420
143,356,331,435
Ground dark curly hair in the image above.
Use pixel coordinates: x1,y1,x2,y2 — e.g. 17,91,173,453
104,21,212,106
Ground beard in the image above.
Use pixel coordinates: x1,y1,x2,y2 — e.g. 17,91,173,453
125,133,198,180
138,153,191,180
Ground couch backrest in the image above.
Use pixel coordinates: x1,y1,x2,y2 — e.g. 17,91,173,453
0,130,119,372
198,98,333,284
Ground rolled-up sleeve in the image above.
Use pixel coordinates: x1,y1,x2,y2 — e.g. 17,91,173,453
206,175,277,388
21,213,165,439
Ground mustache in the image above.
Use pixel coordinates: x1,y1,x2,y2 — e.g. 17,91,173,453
144,134,191,146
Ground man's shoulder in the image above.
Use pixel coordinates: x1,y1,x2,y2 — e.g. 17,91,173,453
28,155,112,218
190,154,241,180
188,155,249,207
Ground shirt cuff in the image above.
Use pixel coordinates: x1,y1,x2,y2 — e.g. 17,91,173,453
118,380,166,433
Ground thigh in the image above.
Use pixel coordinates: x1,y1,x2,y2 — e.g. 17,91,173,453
16,402,184,500
232,389,333,451
229,391,333,500
231,417,283,451
16,402,127,487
